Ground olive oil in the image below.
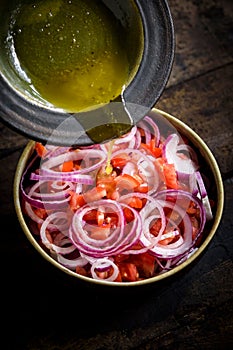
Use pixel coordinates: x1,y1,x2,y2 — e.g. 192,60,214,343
7,0,131,112
105,139,115,175
86,122,132,144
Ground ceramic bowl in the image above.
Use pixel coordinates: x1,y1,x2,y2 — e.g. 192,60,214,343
13,108,224,287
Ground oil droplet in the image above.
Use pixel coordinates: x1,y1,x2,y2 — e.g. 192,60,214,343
105,139,115,174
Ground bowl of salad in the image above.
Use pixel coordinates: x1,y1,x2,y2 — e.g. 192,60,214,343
14,108,224,287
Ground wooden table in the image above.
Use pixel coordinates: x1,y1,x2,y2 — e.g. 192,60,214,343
1,0,232,348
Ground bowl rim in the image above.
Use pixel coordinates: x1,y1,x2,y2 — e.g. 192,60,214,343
13,108,224,287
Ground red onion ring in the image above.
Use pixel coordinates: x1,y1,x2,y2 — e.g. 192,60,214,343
69,199,142,258
30,172,94,185
163,133,199,174
195,171,213,220
40,149,107,175
40,212,74,254
21,180,72,209
90,258,119,282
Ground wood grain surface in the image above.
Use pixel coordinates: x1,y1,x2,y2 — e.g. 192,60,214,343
0,0,232,349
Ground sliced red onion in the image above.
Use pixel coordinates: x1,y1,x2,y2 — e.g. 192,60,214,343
122,161,137,176
148,200,193,258
118,192,167,255
195,171,207,197
21,180,72,209
155,189,206,242
112,148,159,194
90,258,119,282
155,189,206,221
57,254,89,270
24,202,68,232
170,247,198,267
45,146,71,158
163,133,199,174
114,125,137,145
135,192,193,259
30,172,94,185
40,149,107,175
134,129,142,149
138,117,160,146
143,115,160,147
177,143,199,164
40,212,74,254
138,120,151,144
69,200,142,257
195,171,213,220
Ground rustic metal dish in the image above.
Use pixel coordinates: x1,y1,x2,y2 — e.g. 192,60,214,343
0,0,174,145
13,108,224,287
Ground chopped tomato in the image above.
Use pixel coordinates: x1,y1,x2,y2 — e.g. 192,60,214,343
105,213,119,227
154,158,178,189
69,191,86,211
83,209,118,228
96,209,105,226
135,183,149,193
154,157,166,178
61,160,73,172
123,207,135,222
84,209,105,226
33,207,48,220
75,266,88,276
129,252,156,278
158,230,179,245
190,216,200,240
35,142,47,158
163,163,179,189
83,209,98,222
114,174,141,192
128,196,143,209
150,218,162,236
118,263,139,282
141,140,162,158
114,254,130,263
113,272,122,282
94,266,121,281
111,157,128,169
83,186,107,203
88,225,111,240
45,230,53,244
186,201,198,215
96,170,117,199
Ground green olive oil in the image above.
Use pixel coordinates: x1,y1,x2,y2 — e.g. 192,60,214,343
8,0,131,112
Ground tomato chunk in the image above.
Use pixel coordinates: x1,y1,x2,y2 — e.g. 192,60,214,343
163,163,178,189
114,174,141,192
118,263,139,282
129,252,156,278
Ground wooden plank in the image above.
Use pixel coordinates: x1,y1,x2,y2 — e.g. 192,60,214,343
167,0,233,86
0,1,232,349
0,122,28,154
157,64,233,175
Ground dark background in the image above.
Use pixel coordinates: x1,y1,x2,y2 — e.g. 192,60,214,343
1,0,233,349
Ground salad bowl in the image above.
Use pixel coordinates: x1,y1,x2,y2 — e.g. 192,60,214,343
13,108,224,287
